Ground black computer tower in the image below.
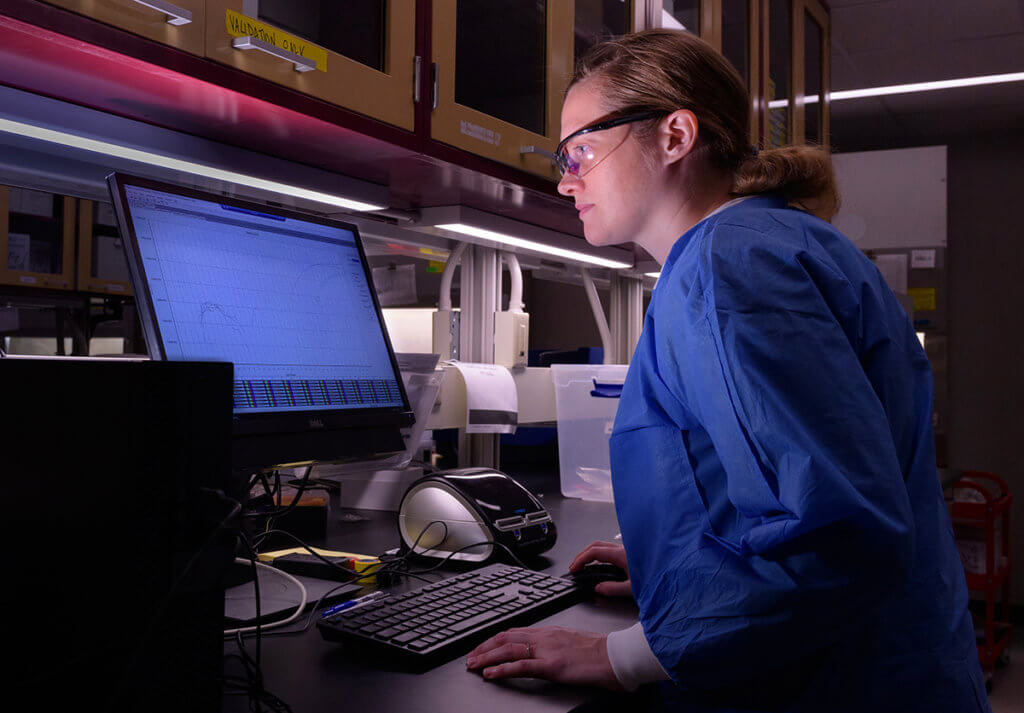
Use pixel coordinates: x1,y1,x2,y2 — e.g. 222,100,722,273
0,358,243,713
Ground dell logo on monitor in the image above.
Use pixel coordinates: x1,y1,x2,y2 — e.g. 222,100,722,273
309,418,325,429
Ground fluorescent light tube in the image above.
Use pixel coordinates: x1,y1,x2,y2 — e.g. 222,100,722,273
767,70,1024,109
434,222,632,269
0,117,386,212
645,272,661,278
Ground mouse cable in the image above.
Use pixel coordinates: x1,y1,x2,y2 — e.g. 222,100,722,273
401,537,532,576
223,558,309,637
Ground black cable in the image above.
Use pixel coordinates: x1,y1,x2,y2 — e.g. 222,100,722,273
237,535,263,668
244,465,316,530
402,537,533,575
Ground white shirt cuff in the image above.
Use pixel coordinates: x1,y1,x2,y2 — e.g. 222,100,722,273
606,622,670,692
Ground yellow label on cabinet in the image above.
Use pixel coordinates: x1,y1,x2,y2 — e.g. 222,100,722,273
907,287,937,312
225,9,328,72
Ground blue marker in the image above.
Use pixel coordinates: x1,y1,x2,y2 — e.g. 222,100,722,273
321,590,387,618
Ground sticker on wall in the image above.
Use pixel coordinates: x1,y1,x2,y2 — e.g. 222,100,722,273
907,287,937,312
225,10,328,72
911,249,937,269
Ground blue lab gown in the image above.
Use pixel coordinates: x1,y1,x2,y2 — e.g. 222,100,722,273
610,195,989,712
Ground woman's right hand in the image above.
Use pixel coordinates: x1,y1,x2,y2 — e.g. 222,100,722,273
569,540,633,598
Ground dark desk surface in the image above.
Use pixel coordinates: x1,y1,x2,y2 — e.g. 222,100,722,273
224,470,639,713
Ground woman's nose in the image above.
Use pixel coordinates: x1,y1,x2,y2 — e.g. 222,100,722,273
557,172,581,197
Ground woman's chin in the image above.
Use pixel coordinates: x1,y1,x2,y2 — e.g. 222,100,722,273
582,221,622,248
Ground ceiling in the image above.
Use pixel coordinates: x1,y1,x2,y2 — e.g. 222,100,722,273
828,0,1024,152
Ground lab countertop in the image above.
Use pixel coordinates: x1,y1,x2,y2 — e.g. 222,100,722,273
223,469,640,713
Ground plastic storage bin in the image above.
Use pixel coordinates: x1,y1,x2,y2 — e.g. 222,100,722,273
551,364,629,502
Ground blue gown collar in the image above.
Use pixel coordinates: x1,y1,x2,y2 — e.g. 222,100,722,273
660,193,788,278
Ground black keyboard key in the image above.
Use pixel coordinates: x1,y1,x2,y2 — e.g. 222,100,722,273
448,609,502,634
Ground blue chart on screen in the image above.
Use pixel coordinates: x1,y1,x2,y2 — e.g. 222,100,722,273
122,186,402,414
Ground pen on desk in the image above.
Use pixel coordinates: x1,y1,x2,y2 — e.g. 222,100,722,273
321,590,387,618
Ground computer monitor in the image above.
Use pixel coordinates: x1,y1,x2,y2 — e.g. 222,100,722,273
107,173,414,472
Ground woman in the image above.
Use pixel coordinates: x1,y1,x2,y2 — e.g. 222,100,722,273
466,29,988,712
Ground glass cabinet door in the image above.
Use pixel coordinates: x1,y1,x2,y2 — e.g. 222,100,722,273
766,0,792,148
660,0,701,35
77,200,133,296
205,0,417,131
1,186,75,290
431,0,573,181
797,0,829,147
720,0,759,144
41,0,206,55
574,0,637,63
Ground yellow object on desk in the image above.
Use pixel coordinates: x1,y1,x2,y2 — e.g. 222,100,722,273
257,547,382,584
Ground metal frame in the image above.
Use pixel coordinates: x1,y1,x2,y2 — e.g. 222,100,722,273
456,242,502,468
608,272,644,364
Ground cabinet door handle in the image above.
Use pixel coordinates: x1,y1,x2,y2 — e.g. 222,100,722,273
431,63,439,110
520,146,558,162
128,0,193,26
231,36,316,72
414,55,422,103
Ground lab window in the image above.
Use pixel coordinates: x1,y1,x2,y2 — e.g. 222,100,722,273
40,0,206,55
431,0,574,181
1,186,76,291
77,200,133,296
205,0,417,131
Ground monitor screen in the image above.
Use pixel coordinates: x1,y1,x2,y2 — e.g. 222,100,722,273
108,174,412,468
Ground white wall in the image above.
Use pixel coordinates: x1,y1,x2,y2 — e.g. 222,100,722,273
832,146,947,249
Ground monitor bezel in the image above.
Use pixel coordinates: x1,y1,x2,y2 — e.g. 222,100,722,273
106,172,414,438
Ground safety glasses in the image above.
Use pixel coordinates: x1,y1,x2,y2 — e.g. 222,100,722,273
555,110,665,178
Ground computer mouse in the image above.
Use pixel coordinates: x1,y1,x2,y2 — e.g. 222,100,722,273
567,562,628,594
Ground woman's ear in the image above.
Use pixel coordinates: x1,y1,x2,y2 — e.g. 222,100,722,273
659,109,700,165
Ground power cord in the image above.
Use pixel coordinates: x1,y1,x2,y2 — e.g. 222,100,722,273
223,558,309,637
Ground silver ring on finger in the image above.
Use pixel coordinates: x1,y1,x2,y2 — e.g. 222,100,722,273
524,642,533,659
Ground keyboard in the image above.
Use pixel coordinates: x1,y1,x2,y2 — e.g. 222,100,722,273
316,564,584,668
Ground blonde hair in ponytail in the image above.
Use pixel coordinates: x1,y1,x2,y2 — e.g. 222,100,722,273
735,145,840,220
571,29,840,221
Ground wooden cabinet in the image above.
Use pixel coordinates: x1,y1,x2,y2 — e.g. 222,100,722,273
430,0,649,181
204,0,417,131
795,0,829,147
41,0,205,55
0,186,75,290
656,0,829,149
429,0,573,181
762,0,830,148
77,199,133,295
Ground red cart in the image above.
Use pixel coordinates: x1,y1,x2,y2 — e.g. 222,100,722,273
951,471,1013,680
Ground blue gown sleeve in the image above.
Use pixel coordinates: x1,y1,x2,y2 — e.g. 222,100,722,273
642,220,917,689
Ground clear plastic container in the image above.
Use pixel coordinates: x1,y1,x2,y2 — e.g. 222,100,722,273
550,364,629,502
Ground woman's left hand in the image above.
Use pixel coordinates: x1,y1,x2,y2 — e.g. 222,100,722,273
465,626,624,691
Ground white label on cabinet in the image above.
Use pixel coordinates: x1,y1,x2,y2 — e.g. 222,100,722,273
911,249,936,269
460,120,502,147
10,188,54,218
